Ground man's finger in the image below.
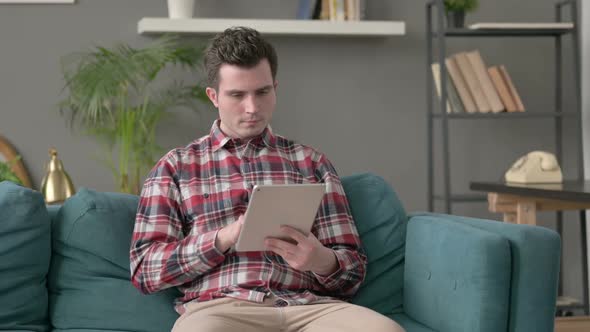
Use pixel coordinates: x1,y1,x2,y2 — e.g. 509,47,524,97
265,237,298,252
265,242,292,257
279,226,308,243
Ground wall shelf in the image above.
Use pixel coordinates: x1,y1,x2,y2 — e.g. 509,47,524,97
137,18,406,37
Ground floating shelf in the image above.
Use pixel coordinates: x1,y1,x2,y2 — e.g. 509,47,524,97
138,18,406,37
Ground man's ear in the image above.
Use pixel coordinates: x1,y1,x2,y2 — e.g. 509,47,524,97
205,87,219,108
273,80,278,91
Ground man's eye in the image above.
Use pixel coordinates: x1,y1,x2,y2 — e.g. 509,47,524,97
230,93,243,98
257,90,270,95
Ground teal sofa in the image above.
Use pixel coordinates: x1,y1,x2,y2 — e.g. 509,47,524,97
0,173,560,332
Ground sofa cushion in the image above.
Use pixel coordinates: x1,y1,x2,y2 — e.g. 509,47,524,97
0,181,51,332
404,215,511,331
415,212,560,332
341,173,407,315
390,313,437,332
48,188,180,332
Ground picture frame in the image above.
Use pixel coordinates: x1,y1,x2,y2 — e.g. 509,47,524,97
0,135,33,188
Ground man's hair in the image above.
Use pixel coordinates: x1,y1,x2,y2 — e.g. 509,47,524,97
204,26,278,88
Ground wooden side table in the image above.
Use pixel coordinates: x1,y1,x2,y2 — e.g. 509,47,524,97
470,180,590,331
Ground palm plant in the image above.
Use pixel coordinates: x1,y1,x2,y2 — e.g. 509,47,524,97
59,35,207,194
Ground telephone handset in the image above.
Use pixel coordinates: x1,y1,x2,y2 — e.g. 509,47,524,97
505,151,563,184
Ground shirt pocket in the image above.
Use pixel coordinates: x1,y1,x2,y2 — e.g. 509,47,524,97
268,162,315,185
220,181,249,216
181,182,226,232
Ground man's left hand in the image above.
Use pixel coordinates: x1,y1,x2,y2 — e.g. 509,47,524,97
265,226,338,276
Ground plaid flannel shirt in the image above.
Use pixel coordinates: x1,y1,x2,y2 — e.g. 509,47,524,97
130,120,366,314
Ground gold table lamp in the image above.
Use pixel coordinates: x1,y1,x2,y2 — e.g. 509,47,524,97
41,148,75,204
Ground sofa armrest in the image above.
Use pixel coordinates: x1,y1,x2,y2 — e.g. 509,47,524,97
406,213,560,332
403,214,512,332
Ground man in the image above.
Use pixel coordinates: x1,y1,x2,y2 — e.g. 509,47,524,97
130,27,404,332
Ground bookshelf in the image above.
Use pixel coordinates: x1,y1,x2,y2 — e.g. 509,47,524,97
426,0,583,213
426,0,586,324
137,18,406,37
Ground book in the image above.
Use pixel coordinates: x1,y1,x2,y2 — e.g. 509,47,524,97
468,22,574,30
327,0,343,21
432,63,465,114
453,52,491,113
311,0,322,19
447,74,465,113
499,65,525,112
345,0,357,21
466,50,504,113
334,0,346,21
445,57,477,113
296,0,318,20
320,0,330,20
488,66,518,112
431,63,452,113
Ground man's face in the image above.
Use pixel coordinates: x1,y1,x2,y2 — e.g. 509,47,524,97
206,59,277,141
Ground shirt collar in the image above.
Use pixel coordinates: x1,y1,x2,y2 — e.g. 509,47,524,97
210,119,276,152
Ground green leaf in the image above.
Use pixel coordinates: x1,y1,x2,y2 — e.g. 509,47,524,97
0,157,23,185
444,0,478,12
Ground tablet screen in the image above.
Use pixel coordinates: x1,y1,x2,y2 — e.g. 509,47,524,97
235,183,326,252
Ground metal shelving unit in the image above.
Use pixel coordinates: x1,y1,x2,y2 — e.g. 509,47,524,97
426,0,583,214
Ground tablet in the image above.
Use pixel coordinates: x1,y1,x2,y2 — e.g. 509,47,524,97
235,183,326,252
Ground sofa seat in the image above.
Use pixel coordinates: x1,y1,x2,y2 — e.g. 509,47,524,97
391,314,437,332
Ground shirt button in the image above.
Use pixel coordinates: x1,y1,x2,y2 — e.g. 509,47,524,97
203,193,209,198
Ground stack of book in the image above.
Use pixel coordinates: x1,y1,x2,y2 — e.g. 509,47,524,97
431,50,525,114
297,0,366,21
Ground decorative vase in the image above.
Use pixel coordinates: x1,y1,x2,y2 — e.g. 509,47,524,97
445,10,466,28
41,148,75,204
167,0,195,19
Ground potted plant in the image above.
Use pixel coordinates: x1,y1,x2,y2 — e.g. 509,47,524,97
444,0,478,28
59,35,207,194
0,156,23,186
167,0,195,18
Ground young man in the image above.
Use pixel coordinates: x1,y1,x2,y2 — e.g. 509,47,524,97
130,27,404,332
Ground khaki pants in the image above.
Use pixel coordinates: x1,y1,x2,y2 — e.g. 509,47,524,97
172,296,405,332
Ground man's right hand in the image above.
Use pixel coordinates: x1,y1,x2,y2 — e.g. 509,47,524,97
215,215,244,253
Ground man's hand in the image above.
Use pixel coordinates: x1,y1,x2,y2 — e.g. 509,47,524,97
264,226,338,276
215,215,244,253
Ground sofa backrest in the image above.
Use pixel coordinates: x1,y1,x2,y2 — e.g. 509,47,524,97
48,188,180,332
0,172,409,331
344,173,407,315
0,181,51,332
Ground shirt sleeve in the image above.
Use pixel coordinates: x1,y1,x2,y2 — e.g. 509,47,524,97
129,151,226,294
310,154,367,298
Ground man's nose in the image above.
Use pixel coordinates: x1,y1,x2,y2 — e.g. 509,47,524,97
244,95,258,113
